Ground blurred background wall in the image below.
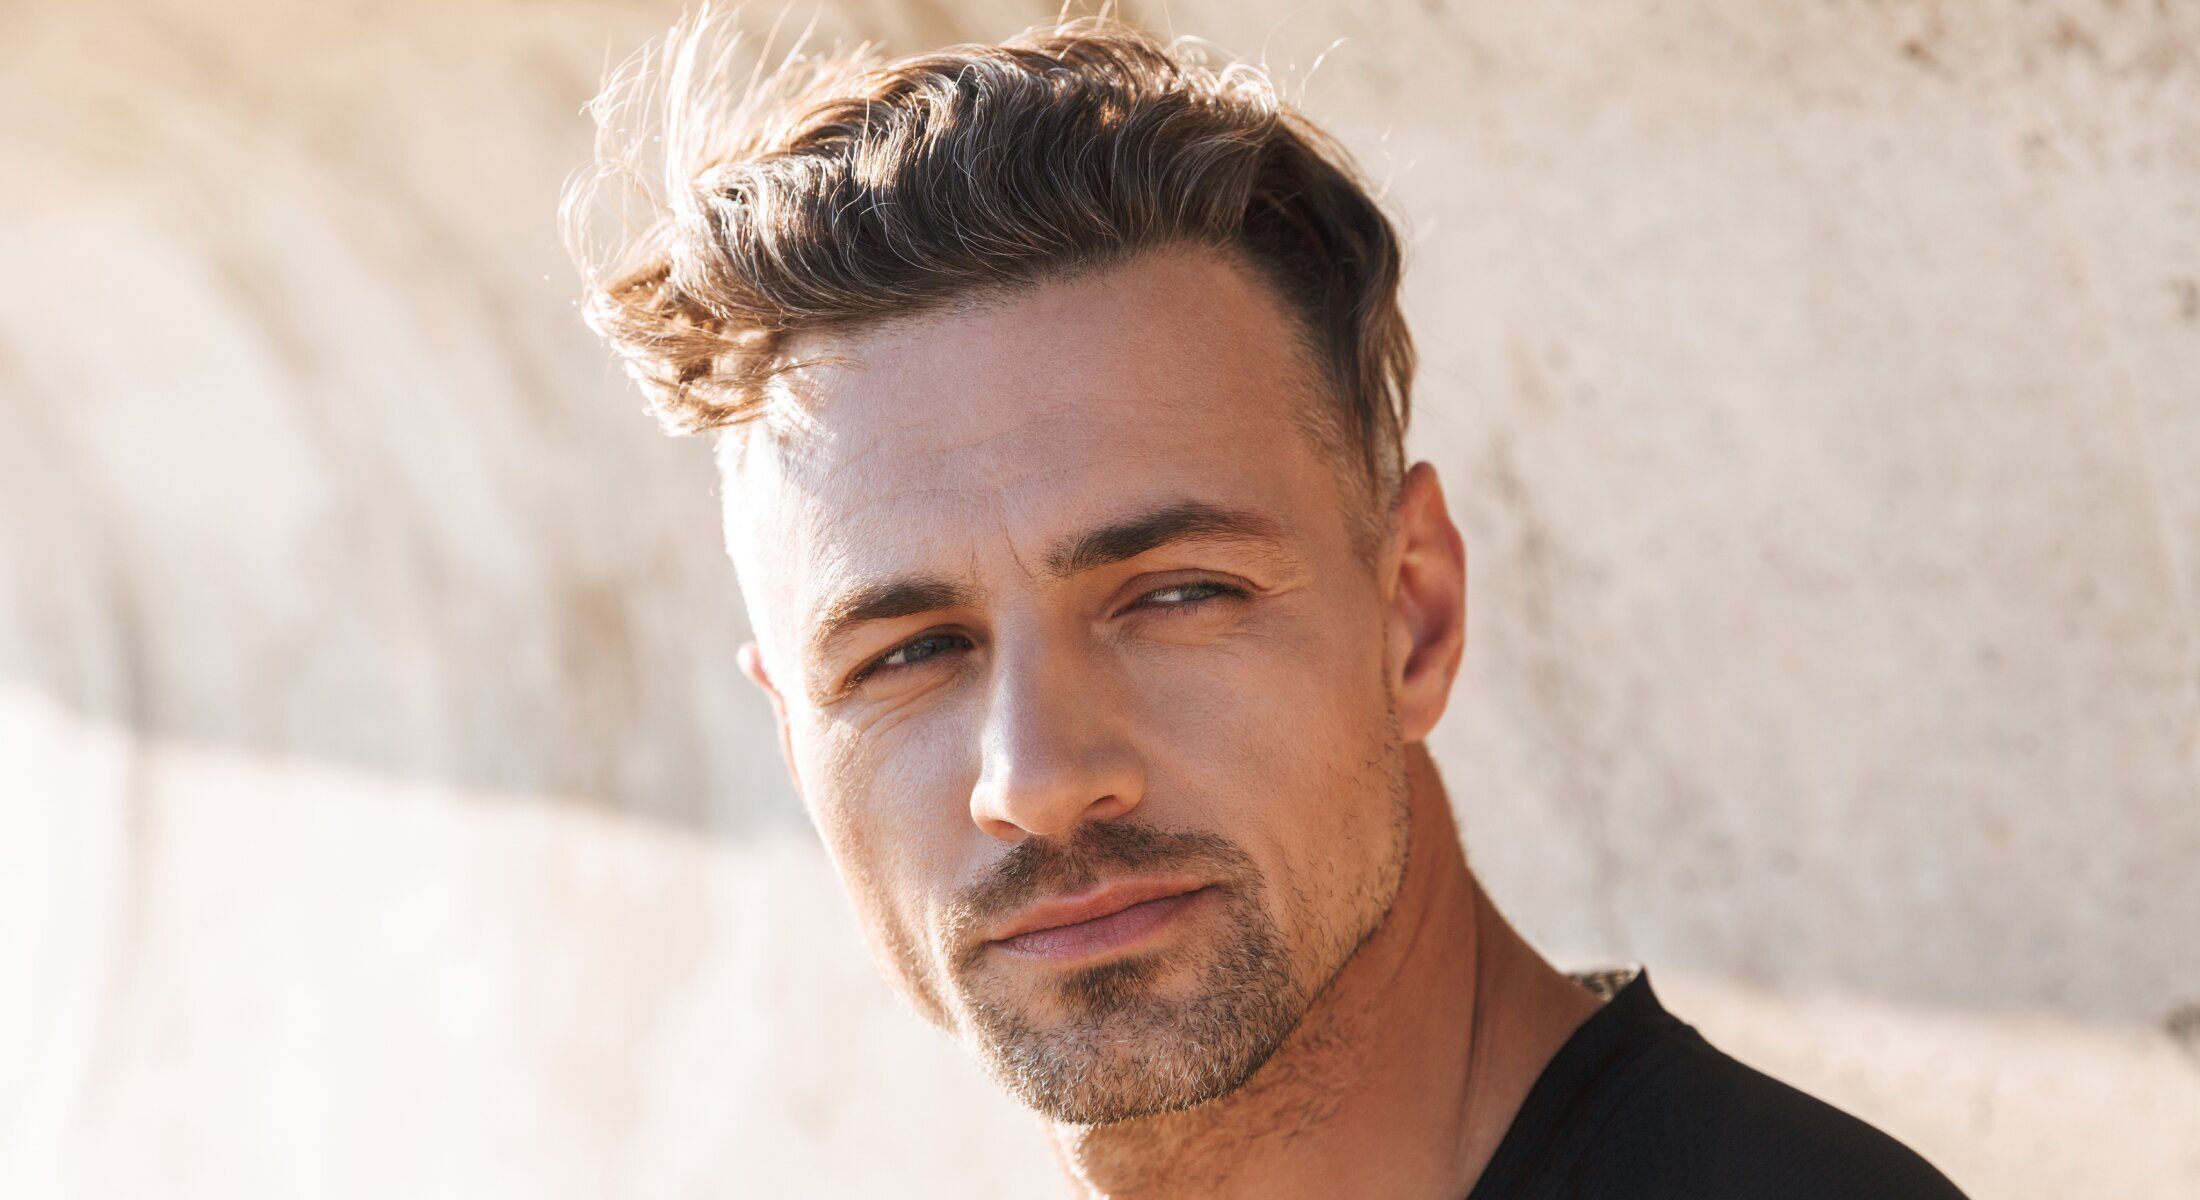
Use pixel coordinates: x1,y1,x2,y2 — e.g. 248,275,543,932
3,0,2196,1195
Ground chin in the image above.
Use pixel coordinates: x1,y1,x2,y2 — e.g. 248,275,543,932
983,1009,1290,1125
958,916,1308,1125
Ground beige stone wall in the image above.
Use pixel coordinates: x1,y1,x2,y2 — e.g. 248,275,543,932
2,0,2195,1195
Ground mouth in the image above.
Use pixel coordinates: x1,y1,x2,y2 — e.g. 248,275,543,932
987,879,1213,964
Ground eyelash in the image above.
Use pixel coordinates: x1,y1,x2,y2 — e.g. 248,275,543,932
846,580,1248,688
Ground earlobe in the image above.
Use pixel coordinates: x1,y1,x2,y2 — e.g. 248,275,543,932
1385,463,1469,743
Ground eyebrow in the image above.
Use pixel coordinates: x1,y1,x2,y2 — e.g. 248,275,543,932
806,577,975,665
1042,500,1288,577
803,500,1291,669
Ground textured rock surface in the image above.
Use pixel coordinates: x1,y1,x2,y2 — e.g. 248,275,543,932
2,0,2195,1195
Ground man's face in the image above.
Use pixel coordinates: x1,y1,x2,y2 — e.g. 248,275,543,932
725,248,1416,1125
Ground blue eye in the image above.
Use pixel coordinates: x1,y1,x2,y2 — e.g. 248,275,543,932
883,632,965,667
1141,580,1242,607
852,631,972,686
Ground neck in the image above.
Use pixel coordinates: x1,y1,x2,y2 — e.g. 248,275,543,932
1042,745,1603,1199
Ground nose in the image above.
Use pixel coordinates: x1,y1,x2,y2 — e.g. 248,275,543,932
968,635,1146,842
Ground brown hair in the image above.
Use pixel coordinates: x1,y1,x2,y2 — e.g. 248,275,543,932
564,9,1415,503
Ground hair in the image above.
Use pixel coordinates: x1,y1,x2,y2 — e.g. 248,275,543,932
563,7,1415,509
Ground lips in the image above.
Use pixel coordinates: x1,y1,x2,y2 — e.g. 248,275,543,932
987,879,1211,962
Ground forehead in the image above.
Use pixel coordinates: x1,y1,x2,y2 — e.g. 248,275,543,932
723,250,1349,642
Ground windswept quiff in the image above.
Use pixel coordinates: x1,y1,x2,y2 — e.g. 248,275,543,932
564,8,1415,501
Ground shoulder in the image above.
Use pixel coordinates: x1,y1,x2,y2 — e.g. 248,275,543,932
1576,1015,1971,1200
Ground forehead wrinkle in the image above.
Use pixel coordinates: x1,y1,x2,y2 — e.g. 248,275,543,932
800,417,1057,496
771,351,1084,488
768,418,1088,560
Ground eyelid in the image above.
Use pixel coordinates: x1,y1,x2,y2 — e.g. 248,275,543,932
846,627,970,689
842,578,1251,693
1125,576,1250,610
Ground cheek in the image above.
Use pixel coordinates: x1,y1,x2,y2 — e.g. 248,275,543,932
1128,598,1397,927
793,705,981,977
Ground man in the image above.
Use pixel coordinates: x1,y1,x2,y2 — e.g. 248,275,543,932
566,12,1972,1198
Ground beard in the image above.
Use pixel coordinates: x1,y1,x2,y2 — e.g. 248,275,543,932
952,823,1303,1125
938,733,1411,1126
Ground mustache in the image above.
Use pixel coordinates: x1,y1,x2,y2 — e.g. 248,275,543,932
945,822,1257,960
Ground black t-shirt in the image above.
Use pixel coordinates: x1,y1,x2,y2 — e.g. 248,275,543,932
1465,965,1971,1199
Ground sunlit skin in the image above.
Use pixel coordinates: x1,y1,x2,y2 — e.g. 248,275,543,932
725,247,1604,1197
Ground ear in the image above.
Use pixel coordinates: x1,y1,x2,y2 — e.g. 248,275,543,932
738,639,804,797
1382,462,1469,743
